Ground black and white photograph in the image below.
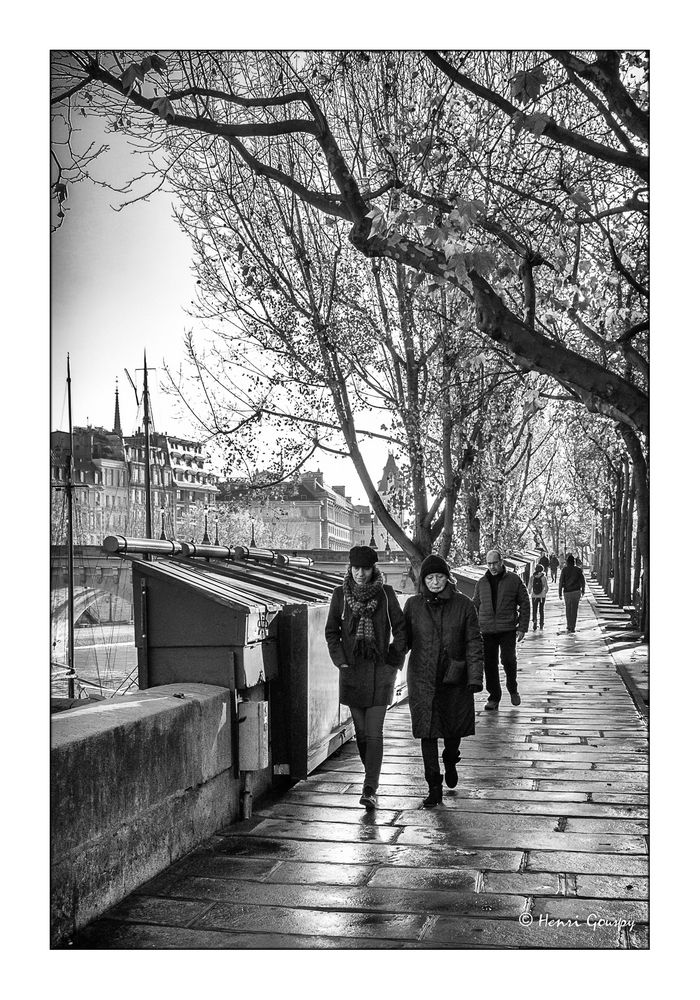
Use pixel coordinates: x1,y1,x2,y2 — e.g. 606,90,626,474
37,15,672,970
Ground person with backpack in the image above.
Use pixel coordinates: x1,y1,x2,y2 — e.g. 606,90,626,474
549,553,560,582
559,553,586,633
528,563,549,630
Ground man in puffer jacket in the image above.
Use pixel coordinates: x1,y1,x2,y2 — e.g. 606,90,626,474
472,549,530,711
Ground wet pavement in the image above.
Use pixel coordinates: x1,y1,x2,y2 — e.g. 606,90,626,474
71,582,649,949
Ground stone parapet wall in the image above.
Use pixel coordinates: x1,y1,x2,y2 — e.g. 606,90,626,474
51,683,236,946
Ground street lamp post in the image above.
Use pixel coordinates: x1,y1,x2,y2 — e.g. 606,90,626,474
202,504,210,544
159,506,166,541
369,510,377,549
214,510,219,546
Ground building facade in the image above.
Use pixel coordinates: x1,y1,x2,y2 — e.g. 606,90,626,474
51,380,406,554
51,390,219,545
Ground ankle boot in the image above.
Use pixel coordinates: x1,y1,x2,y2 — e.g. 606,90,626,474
423,777,443,807
442,750,461,789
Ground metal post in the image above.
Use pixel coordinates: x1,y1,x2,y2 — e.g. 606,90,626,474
66,355,76,700
369,510,377,549
202,505,210,544
142,351,152,541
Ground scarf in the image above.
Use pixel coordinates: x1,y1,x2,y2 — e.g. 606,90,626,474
342,567,385,661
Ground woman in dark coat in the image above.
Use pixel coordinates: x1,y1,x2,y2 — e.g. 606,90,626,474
325,545,407,811
404,554,484,807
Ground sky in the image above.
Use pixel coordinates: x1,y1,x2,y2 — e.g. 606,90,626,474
50,115,388,505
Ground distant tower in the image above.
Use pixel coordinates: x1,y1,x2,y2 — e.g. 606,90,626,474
376,451,403,552
113,378,122,436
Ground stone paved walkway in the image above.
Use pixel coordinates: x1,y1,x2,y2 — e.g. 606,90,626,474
72,584,649,949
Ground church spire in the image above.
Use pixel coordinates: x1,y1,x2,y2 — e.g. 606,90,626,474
113,378,122,436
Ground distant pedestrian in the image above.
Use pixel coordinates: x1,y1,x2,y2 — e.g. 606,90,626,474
539,551,550,577
559,553,586,633
575,555,583,568
472,549,530,711
528,563,549,630
549,553,559,582
325,545,407,810
404,555,484,808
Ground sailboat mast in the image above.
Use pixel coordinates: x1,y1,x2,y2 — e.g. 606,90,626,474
65,354,76,699
143,350,152,540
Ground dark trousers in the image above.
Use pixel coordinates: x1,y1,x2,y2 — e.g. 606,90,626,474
563,591,581,631
350,704,387,790
532,596,545,627
421,737,460,785
551,567,558,582
482,630,518,704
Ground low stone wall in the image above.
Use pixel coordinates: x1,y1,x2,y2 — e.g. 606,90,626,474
51,683,237,946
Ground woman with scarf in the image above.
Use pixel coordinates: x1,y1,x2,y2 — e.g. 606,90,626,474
325,545,407,810
404,554,484,807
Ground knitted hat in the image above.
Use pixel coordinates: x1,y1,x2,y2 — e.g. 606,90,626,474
419,554,451,580
349,545,379,568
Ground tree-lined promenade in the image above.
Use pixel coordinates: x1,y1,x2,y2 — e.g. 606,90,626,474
51,50,648,628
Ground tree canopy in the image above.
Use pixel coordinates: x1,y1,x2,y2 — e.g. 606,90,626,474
51,49,649,570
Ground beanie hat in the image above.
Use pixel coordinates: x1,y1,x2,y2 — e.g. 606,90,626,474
349,545,379,568
419,554,451,581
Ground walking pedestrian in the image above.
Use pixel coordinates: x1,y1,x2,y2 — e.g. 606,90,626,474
325,545,407,811
539,551,550,578
559,553,586,633
549,552,560,582
472,549,530,710
528,562,549,630
404,555,484,808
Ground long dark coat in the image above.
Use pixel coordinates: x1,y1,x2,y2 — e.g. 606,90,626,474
325,584,407,708
404,583,484,739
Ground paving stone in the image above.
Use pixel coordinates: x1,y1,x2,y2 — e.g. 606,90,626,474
70,920,403,949
526,851,648,876
396,827,646,854
397,800,646,820
591,792,649,804
536,779,647,793
156,874,528,918
367,867,481,891
628,924,650,948
530,896,648,923
262,861,375,886
483,871,561,895
102,895,213,927
193,902,427,940
141,853,282,885
564,817,648,834
396,811,559,831
212,835,523,871
421,915,625,948
254,804,402,826
347,778,539,793
574,875,649,899
234,817,403,844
